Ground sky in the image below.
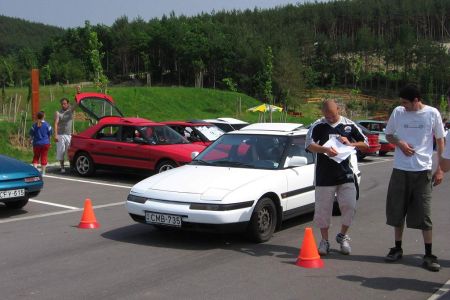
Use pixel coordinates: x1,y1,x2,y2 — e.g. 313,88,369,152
0,0,318,28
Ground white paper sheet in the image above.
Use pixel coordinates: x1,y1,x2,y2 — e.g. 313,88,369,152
322,136,356,163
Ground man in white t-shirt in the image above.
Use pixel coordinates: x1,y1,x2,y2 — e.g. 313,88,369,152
384,84,445,272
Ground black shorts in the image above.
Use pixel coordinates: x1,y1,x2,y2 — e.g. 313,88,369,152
386,169,432,230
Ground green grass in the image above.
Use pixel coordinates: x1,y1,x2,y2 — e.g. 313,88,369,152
0,85,313,162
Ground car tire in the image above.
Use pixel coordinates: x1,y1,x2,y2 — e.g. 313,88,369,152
379,151,387,156
5,198,28,209
156,160,177,173
74,152,95,176
247,197,277,243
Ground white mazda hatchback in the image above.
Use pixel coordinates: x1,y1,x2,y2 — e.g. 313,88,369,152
126,123,360,242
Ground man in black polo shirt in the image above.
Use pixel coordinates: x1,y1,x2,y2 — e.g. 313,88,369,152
306,99,368,255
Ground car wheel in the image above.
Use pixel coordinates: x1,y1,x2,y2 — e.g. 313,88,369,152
74,152,95,176
247,197,277,243
5,198,28,209
379,151,387,156
156,160,177,173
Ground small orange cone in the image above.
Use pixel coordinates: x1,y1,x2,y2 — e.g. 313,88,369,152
295,227,324,268
78,198,100,229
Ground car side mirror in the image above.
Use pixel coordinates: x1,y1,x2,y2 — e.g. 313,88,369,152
287,156,308,167
191,152,200,159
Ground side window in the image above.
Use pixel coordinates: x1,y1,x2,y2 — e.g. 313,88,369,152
120,126,136,143
96,125,120,141
286,136,314,165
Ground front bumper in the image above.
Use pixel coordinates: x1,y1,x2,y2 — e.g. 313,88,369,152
126,198,254,226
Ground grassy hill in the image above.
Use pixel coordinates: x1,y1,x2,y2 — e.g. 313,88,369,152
0,85,312,162
0,15,64,54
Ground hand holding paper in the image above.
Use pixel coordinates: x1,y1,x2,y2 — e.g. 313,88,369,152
322,136,356,163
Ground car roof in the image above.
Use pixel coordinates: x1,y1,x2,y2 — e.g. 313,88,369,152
161,121,211,126
98,116,161,126
229,123,307,136
203,117,249,125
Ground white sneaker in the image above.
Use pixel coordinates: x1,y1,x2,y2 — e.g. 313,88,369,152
318,239,330,256
336,233,351,255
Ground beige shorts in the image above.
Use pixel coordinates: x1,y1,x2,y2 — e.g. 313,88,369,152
56,134,71,161
314,183,357,228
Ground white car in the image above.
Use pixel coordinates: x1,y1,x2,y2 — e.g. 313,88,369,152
200,117,249,132
126,123,360,242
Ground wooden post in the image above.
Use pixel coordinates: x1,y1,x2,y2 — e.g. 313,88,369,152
31,69,39,120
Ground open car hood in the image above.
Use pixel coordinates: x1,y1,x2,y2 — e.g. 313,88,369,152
75,92,123,121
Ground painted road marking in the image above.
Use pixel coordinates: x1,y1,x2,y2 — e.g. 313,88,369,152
0,201,124,224
427,279,450,300
43,174,133,189
29,199,79,210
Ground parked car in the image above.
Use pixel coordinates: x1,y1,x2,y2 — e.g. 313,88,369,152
0,154,43,209
126,123,361,242
197,117,249,132
355,123,381,160
161,121,225,146
357,120,395,156
69,93,206,176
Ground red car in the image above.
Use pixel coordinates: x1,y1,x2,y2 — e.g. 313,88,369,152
69,93,206,176
161,121,225,146
355,123,381,160
357,120,395,156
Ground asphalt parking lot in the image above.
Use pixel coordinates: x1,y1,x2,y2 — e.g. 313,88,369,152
1,155,449,300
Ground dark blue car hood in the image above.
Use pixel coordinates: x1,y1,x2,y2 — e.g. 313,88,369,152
0,155,41,180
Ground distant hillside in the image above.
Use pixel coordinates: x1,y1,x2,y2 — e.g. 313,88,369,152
0,15,65,54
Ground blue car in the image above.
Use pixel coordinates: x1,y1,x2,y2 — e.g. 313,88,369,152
0,154,43,209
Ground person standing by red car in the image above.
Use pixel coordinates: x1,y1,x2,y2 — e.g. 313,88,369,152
29,111,52,175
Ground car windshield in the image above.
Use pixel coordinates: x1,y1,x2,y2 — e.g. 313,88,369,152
193,125,224,141
192,134,288,169
138,126,189,145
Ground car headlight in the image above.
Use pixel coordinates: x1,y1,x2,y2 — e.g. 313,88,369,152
24,176,41,183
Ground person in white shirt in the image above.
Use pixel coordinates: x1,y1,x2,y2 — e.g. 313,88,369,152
384,84,445,272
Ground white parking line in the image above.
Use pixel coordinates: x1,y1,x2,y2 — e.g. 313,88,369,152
29,199,79,210
0,201,125,224
427,279,450,300
43,174,133,189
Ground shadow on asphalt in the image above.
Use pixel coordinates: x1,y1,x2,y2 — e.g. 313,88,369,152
321,252,450,269
0,205,28,218
338,275,448,294
101,217,315,260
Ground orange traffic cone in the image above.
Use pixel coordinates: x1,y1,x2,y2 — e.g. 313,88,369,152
78,198,100,229
295,227,324,268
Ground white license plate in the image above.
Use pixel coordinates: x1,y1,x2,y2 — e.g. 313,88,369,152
0,189,25,199
145,211,182,227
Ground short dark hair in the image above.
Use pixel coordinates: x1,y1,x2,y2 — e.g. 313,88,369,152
399,84,421,102
60,97,69,104
37,111,45,119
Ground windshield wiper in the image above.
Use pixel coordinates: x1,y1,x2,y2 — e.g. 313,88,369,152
192,159,211,165
213,160,254,168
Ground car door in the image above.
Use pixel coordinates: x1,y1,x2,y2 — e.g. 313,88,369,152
114,126,154,169
282,135,316,213
90,124,124,166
